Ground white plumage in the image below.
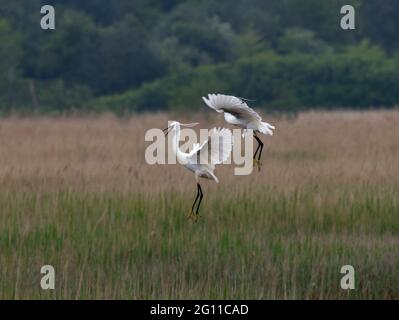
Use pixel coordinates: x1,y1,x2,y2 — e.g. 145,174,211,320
186,127,233,182
202,93,275,170
202,94,275,135
163,121,233,220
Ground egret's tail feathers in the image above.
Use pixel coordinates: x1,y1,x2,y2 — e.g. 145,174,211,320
259,122,275,136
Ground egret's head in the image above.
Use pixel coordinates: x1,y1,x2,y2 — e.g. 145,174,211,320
163,121,199,136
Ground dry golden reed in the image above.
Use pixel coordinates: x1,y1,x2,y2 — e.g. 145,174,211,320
0,110,398,195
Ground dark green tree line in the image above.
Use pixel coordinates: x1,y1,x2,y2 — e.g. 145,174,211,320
0,0,398,113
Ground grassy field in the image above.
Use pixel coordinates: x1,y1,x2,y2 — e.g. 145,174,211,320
0,111,398,299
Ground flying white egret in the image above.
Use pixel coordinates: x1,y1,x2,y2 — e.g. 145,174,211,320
202,93,275,171
163,121,233,221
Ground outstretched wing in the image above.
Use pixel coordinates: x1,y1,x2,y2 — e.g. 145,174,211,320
202,93,262,122
188,128,233,168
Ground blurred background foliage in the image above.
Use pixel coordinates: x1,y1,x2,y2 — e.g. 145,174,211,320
0,0,399,114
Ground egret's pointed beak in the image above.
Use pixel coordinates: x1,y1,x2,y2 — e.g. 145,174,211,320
180,122,199,128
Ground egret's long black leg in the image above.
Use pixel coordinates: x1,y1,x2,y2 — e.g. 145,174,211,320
195,183,203,215
191,184,200,213
253,135,261,160
254,135,264,161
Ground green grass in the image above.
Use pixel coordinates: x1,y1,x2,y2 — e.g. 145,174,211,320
0,188,398,299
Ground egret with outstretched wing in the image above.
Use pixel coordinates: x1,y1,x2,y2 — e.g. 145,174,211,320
163,121,233,221
202,94,275,171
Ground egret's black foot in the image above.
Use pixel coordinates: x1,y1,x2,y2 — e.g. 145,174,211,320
187,210,199,223
253,159,262,172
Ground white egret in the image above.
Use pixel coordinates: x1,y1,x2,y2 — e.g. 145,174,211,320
202,93,275,171
163,121,233,221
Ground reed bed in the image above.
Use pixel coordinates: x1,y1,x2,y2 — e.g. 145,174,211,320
0,110,398,299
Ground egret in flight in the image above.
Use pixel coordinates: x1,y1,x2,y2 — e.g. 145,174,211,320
202,94,275,171
163,121,233,221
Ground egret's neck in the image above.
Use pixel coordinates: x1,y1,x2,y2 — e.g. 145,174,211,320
170,125,185,161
